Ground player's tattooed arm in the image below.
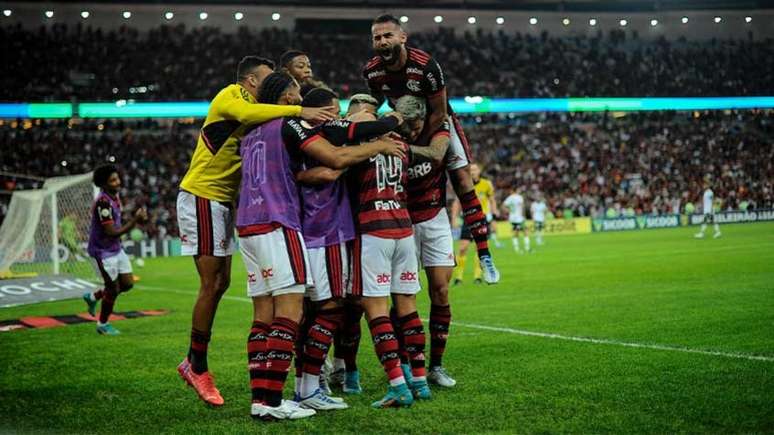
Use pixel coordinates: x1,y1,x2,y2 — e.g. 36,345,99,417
302,136,405,169
409,132,450,165
296,167,346,185
417,89,449,146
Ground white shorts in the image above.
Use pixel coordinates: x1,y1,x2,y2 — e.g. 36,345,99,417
93,250,132,282
307,242,350,302
350,234,420,298
176,190,235,257
445,115,473,171
413,210,455,268
239,226,313,298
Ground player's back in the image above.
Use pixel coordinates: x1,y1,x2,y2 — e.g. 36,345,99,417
348,141,412,239
703,189,714,213
180,84,257,203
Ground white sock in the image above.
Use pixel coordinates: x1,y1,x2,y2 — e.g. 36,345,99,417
97,321,107,327
88,291,98,302
524,237,531,251
537,232,543,244
714,224,720,233
389,375,406,387
699,224,707,234
512,237,520,251
300,373,320,398
333,358,346,371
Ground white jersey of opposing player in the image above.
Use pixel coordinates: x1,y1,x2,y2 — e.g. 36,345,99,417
504,193,525,223
531,201,547,223
703,189,714,214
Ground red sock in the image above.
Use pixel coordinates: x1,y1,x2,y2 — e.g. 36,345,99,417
368,316,404,385
399,312,427,381
303,307,343,376
334,304,363,372
188,328,211,374
429,304,451,368
460,190,490,258
248,320,270,404
265,317,299,407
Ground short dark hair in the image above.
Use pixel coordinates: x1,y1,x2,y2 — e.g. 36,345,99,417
236,56,275,82
93,164,118,188
302,88,338,108
280,50,307,69
373,14,402,27
258,72,297,104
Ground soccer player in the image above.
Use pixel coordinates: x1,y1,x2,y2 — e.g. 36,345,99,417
503,186,530,253
82,165,147,335
176,56,337,407
453,163,498,285
695,181,721,239
363,14,500,286
292,88,405,410
239,73,407,419
280,49,327,93
530,195,548,246
344,106,428,408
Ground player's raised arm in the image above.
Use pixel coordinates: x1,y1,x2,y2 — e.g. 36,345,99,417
417,58,448,145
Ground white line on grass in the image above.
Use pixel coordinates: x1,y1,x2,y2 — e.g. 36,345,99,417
138,284,774,363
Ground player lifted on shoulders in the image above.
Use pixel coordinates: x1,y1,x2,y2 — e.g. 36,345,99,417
238,73,406,420
503,186,530,253
83,165,147,335
176,56,337,407
363,14,500,285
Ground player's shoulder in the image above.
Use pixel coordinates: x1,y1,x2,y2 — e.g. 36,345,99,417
407,47,433,66
363,56,384,74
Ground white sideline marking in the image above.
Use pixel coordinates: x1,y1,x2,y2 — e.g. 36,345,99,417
138,284,774,363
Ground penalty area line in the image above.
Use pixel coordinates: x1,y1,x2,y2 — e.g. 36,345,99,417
138,284,774,363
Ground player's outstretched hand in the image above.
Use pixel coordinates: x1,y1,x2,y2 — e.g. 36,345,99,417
301,106,337,123
374,139,406,160
135,208,148,223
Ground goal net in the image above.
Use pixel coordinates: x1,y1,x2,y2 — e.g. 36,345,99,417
0,172,98,281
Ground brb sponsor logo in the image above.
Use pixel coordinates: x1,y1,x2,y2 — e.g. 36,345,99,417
408,162,432,179
262,268,274,279
376,273,391,285
400,271,417,282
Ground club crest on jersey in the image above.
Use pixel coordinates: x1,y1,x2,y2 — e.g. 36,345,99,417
100,208,111,218
406,79,421,92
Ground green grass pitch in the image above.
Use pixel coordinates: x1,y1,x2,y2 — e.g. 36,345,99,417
2,223,773,434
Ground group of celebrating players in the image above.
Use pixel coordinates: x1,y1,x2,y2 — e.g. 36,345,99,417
84,14,501,420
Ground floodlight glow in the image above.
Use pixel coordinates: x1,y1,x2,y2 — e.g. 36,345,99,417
123,11,131,19
45,10,54,18
619,19,627,26
650,19,658,26
271,12,281,21
681,16,688,24
3,10,11,17
496,16,505,25
199,12,208,20
165,12,174,20
714,16,722,23
562,18,570,26
589,18,597,26
467,16,476,24
529,17,538,25
434,15,443,23
400,15,408,23
234,12,244,20
745,16,752,23
81,11,90,19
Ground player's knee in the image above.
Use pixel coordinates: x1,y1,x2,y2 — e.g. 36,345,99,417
429,282,449,302
216,276,231,294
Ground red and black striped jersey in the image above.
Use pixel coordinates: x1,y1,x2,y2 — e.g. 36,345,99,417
363,47,449,114
347,140,412,239
405,121,452,223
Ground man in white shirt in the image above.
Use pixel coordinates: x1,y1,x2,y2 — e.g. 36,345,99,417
530,195,548,246
695,182,721,239
503,187,530,253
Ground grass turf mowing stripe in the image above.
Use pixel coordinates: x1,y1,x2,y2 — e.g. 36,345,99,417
137,284,773,364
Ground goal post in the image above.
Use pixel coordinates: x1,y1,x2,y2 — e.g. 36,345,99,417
0,172,98,281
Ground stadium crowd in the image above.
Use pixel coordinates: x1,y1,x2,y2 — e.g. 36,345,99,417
2,23,773,101
3,110,772,233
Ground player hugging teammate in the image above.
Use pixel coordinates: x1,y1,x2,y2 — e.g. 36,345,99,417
171,13,501,420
